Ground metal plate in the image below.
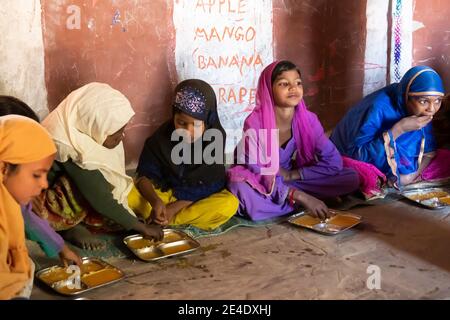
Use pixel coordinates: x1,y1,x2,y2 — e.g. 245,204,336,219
288,210,362,235
124,229,200,262
36,257,124,296
402,187,450,209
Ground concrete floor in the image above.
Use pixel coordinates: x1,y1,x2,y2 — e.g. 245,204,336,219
30,199,450,300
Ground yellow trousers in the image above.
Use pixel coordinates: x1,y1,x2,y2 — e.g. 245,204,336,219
128,185,239,231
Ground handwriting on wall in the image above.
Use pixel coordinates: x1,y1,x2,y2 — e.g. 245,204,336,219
173,0,273,152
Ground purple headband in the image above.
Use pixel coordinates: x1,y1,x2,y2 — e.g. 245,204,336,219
173,86,208,121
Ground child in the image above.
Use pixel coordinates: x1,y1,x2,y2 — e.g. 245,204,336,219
0,115,56,299
331,65,450,188
227,61,360,221
0,96,81,266
34,83,163,251
0,96,40,122
129,79,239,230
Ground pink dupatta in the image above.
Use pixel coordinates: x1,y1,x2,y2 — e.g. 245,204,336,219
227,61,317,195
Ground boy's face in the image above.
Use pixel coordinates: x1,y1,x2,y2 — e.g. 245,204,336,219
406,95,443,117
174,112,205,143
2,154,55,205
272,69,303,109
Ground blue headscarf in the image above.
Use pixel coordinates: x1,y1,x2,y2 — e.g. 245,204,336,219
331,66,445,187
395,65,445,113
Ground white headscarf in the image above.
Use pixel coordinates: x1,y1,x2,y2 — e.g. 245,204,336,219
42,82,136,215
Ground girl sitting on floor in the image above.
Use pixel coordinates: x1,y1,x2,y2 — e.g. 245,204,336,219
227,61,360,221
0,115,56,299
331,65,450,188
129,79,239,231
33,83,163,251
0,95,81,266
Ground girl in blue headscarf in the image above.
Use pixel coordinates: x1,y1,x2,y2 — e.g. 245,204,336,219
331,65,449,188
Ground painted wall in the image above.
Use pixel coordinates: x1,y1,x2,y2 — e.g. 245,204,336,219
413,0,450,147
39,0,371,166
173,0,274,152
273,0,367,130
363,0,389,97
1,0,448,166
413,0,450,89
41,0,176,167
0,0,48,119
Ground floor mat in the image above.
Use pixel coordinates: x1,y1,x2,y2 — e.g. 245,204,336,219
31,183,450,269
171,215,288,239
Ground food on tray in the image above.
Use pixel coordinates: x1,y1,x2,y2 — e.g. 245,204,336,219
138,250,163,260
127,238,154,250
408,191,448,201
160,243,194,255
327,215,359,227
288,210,362,235
124,230,200,261
81,268,123,287
290,214,319,227
439,196,450,205
80,261,103,274
37,258,124,295
39,267,71,285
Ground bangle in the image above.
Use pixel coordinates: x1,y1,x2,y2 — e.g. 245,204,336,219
289,189,296,207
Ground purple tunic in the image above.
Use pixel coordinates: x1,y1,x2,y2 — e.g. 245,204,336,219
228,138,359,221
22,203,65,257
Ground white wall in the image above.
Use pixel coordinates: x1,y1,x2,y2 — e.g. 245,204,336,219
363,0,389,96
390,0,413,83
173,0,273,153
0,0,48,119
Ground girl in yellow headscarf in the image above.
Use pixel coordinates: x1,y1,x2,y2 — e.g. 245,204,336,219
0,115,56,300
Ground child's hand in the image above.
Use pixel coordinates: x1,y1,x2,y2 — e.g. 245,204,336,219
295,191,330,221
400,172,420,185
279,168,291,181
397,115,433,133
31,192,46,213
139,223,164,242
151,199,168,226
279,168,300,182
59,245,82,267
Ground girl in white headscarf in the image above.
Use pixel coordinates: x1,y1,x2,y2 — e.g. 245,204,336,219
34,83,162,250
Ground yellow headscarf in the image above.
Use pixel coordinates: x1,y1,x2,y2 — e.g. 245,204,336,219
0,115,56,300
42,83,136,215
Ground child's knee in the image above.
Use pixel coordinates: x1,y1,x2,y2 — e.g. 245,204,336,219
227,181,240,195
214,190,239,216
350,169,361,189
341,168,360,191
227,181,251,197
128,186,152,219
226,193,239,215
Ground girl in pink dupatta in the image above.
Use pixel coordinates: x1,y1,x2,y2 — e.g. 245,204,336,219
227,61,360,221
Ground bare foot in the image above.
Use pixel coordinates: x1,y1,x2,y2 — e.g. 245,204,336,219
61,225,106,251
